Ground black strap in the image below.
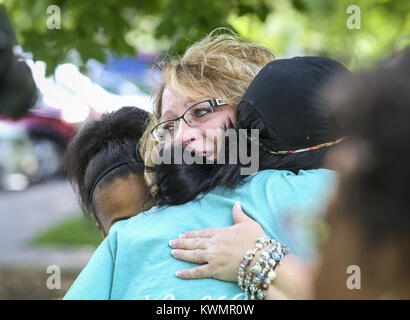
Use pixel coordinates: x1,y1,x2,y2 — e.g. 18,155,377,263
88,161,130,204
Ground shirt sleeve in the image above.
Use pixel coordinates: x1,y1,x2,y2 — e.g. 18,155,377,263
240,169,337,262
63,231,118,300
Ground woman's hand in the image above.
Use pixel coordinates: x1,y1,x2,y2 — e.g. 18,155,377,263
168,201,266,282
168,201,315,299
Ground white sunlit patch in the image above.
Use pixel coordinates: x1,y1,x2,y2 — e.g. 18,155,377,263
28,59,152,119
61,103,90,123
1,173,29,191
55,63,152,114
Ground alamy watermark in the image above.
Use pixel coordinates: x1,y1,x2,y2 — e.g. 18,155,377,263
346,265,361,290
47,5,61,29
150,128,261,176
346,5,361,30
46,265,61,290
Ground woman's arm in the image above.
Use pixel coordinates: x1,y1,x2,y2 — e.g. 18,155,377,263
169,202,314,299
254,249,314,299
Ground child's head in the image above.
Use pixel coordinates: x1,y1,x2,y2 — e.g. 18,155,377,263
65,106,151,237
315,50,410,299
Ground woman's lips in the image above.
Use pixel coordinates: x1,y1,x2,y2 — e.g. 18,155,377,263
184,147,214,157
193,150,213,157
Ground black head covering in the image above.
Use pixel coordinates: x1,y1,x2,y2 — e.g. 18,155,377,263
241,56,349,152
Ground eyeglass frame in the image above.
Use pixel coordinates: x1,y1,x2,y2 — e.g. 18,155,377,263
150,98,228,143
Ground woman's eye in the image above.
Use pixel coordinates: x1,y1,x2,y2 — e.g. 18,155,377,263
163,123,174,132
194,108,211,117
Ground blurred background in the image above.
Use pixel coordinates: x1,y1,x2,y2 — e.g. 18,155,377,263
0,0,409,299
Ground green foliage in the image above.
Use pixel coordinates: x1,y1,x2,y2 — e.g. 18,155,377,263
31,215,102,248
2,0,409,74
299,0,410,68
231,0,410,69
1,0,271,74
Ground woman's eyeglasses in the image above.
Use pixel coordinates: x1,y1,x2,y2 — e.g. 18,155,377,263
151,98,227,143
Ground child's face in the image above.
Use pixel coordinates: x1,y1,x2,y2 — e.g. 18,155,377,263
93,174,151,238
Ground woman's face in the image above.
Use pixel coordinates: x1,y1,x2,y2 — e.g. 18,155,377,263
93,174,151,238
160,87,237,159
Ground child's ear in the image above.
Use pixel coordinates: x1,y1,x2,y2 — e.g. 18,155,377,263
96,222,107,239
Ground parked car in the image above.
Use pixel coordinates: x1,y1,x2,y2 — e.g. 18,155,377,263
0,120,38,190
0,57,152,187
0,106,76,182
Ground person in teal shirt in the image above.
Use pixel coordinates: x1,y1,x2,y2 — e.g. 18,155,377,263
65,50,349,299
65,168,335,300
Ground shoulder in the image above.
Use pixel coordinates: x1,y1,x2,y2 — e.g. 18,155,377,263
245,168,337,190
108,200,203,239
64,234,117,299
236,168,337,209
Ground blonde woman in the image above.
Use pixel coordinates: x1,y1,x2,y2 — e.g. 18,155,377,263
65,32,344,300
139,30,275,188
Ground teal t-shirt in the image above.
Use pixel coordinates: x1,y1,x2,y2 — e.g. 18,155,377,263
64,169,336,300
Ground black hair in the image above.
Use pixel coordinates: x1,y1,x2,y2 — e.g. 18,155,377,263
325,49,410,250
153,101,330,206
0,7,37,117
65,106,150,221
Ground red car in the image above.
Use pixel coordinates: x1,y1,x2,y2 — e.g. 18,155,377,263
0,106,76,181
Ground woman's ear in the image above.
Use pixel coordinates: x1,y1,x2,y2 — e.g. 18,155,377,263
96,222,107,239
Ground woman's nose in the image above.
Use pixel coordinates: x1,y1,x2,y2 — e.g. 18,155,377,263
174,119,199,147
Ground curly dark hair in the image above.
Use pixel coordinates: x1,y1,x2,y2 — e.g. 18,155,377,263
65,106,150,220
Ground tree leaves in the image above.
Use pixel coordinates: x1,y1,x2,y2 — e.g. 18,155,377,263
2,0,409,75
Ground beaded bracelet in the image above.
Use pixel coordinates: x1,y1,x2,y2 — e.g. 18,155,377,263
248,243,277,299
237,237,271,291
252,240,289,300
242,239,289,300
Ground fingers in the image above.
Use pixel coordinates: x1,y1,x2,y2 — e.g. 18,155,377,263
171,248,207,264
176,264,212,279
232,201,253,224
179,228,219,239
169,238,207,250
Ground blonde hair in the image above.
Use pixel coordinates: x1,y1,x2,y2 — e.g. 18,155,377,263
140,30,275,188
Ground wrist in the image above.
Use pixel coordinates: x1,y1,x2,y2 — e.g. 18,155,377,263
237,237,271,290
238,238,290,300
